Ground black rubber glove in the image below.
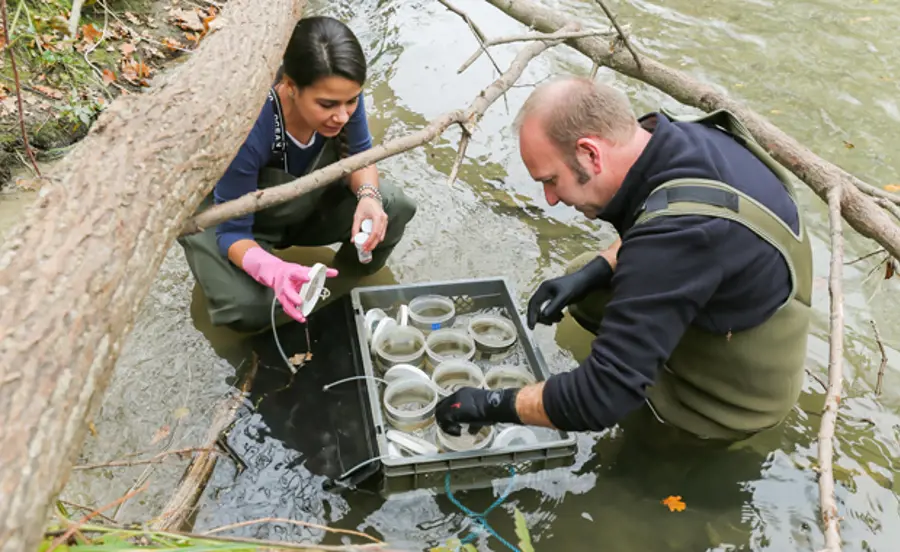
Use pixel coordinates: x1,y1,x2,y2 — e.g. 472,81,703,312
526,255,613,329
434,387,521,437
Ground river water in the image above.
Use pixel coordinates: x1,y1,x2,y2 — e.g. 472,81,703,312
4,0,896,550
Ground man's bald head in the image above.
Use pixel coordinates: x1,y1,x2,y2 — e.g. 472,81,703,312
514,76,639,174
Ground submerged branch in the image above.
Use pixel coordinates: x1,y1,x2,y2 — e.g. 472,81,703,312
871,320,887,397
150,355,259,531
182,29,573,235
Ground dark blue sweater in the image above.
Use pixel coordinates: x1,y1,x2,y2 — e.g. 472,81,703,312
542,113,799,432
213,91,373,257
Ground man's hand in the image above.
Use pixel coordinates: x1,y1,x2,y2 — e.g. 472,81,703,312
526,255,613,329
434,387,521,437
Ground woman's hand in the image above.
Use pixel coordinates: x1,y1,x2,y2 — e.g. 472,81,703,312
352,196,388,251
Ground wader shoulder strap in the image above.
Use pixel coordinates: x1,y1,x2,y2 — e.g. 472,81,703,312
658,107,800,201
268,87,289,172
635,178,813,306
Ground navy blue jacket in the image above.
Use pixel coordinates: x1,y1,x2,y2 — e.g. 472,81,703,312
542,113,800,432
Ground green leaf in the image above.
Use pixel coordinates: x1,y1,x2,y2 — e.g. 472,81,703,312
462,544,478,552
514,508,535,552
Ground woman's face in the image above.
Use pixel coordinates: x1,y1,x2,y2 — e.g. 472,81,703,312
287,75,362,137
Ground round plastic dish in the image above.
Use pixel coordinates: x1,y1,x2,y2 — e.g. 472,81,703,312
431,359,486,397
298,263,331,318
424,329,476,371
364,308,388,343
373,325,427,372
383,378,438,432
408,294,456,332
384,364,432,385
491,426,539,449
484,366,537,390
467,314,518,360
437,425,495,453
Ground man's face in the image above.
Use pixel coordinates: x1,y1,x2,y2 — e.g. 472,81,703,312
518,117,612,219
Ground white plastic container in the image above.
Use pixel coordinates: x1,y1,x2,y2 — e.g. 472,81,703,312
383,378,438,432
408,294,456,333
436,425,495,453
372,325,427,372
298,263,331,318
384,364,432,385
424,328,476,371
354,232,373,264
431,359,486,397
492,426,539,449
484,365,537,390
467,314,518,361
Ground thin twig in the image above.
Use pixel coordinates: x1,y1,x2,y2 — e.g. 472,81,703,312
57,501,118,524
46,483,149,552
589,62,600,80
806,368,828,393
203,517,384,545
182,29,573,234
458,29,611,73
72,447,222,471
593,0,642,71
98,0,196,55
438,0,509,112
876,196,900,222
447,127,470,186
1,0,40,177
818,184,845,552
844,248,884,266
856,180,900,206
871,320,887,397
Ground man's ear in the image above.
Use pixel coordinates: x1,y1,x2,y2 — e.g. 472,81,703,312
575,137,603,174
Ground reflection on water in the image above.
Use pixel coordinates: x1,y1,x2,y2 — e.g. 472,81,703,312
55,0,900,550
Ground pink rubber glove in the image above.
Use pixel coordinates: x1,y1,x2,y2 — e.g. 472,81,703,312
242,247,338,323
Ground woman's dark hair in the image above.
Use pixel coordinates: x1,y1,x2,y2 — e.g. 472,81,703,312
283,16,367,159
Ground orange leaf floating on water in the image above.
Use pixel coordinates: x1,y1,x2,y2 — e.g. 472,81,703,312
661,495,686,512
883,184,900,192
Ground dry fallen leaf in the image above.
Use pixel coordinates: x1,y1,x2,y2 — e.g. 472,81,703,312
102,69,116,85
886,260,896,280
289,353,305,366
81,23,102,43
121,59,152,86
151,424,171,445
33,85,63,100
173,407,190,420
125,11,142,25
662,495,686,512
883,184,900,192
162,37,185,51
170,8,206,32
88,421,98,437
843,140,855,149
120,42,136,57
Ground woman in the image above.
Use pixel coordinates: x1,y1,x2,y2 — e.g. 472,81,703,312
179,16,417,333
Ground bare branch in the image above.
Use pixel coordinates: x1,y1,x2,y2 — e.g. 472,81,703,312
818,184,845,552
806,368,828,393
203,517,384,545
871,320,887,397
593,0,642,71
47,483,149,552
67,0,86,38
486,0,900,263
1,0,41,176
72,447,222,471
437,0,503,78
447,128,470,186
182,29,573,234
459,29,613,73
856,181,900,206
150,355,258,531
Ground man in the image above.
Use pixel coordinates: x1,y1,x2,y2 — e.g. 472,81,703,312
435,75,812,444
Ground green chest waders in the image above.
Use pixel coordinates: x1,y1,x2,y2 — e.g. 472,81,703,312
634,109,813,441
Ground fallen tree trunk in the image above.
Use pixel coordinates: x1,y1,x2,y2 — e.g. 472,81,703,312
484,0,900,261
0,1,305,550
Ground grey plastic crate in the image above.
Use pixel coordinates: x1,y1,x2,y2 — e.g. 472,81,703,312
349,277,578,495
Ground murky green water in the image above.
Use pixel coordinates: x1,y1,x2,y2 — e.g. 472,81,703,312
8,0,892,549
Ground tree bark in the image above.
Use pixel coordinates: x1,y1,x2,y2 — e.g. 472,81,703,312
485,0,900,261
0,1,304,550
